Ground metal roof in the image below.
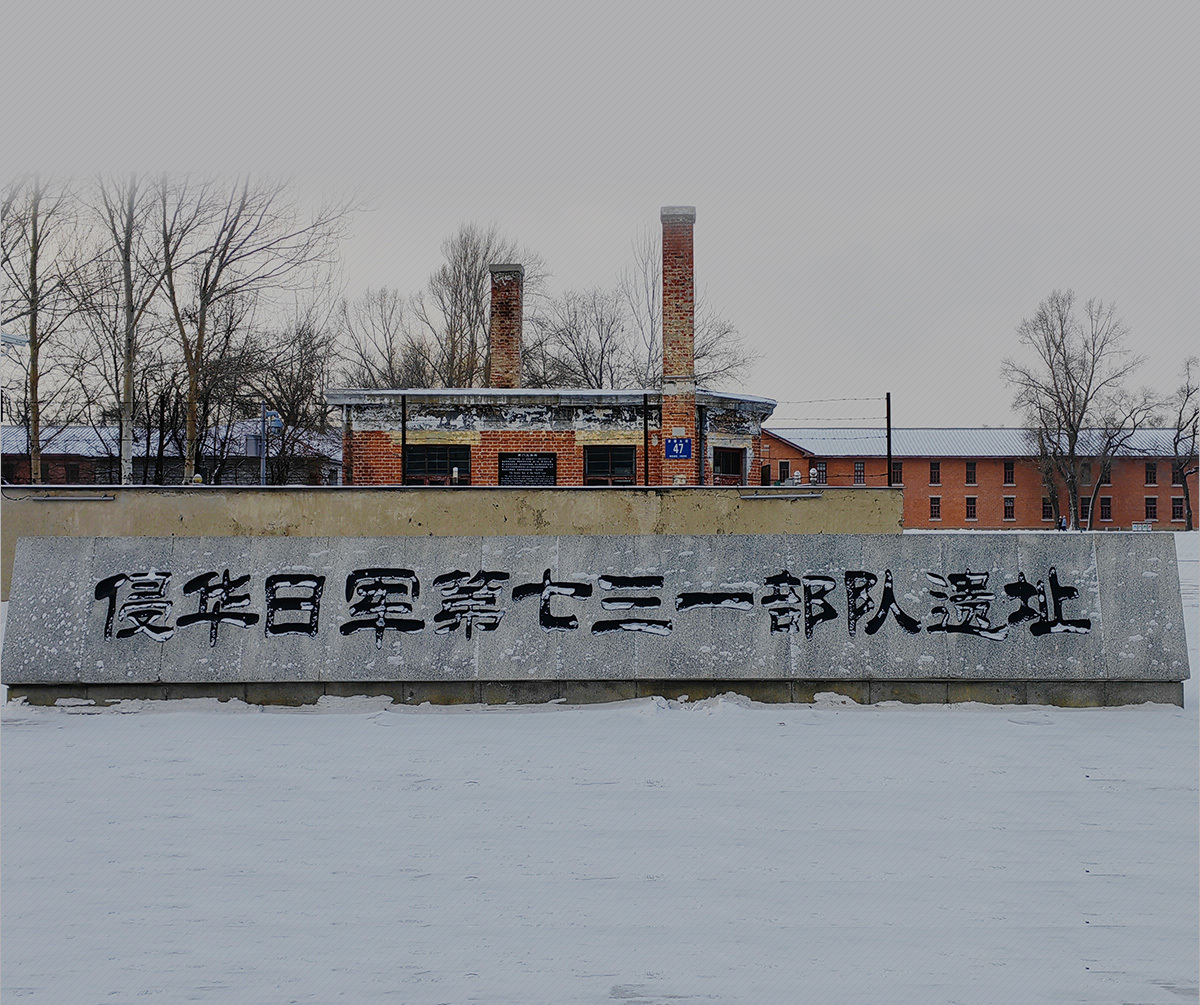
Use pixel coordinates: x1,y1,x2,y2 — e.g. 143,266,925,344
764,427,1185,458
2,422,342,462
2,425,121,455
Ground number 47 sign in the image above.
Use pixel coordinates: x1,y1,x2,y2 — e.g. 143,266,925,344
665,438,692,459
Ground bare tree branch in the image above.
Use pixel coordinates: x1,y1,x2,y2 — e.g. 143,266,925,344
1002,289,1156,527
156,174,352,478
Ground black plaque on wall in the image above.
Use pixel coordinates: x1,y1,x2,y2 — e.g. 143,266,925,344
498,452,558,486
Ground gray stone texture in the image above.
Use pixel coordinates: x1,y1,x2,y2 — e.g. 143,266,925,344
5,678,1183,708
2,533,1190,690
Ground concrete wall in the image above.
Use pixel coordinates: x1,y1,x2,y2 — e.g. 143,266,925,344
0,484,903,600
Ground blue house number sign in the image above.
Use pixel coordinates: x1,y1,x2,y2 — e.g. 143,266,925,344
665,438,692,459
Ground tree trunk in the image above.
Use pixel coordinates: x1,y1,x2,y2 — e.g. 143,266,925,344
120,176,137,485
27,239,41,485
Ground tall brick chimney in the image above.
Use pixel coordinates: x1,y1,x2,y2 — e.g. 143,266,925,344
488,263,524,389
660,206,698,484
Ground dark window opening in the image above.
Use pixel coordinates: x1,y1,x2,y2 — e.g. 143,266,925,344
1145,497,1158,521
814,461,827,485
404,445,472,485
1172,497,1185,521
778,460,790,482
1042,497,1054,520
1003,496,1015,520
965,496,977,520
1079,498,1091,525
854,461,865,485
890,461,903,485
929,496,941,520
1003,460,1015,485
584,445,636,485
929,461,940,485
1145,462,1157,485
711,448,744,486
1099,496,1112,521
965,461,977,485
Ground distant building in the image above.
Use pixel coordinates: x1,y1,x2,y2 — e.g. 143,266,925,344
1,421,342,485
763,427,1197,530
328,208,777,487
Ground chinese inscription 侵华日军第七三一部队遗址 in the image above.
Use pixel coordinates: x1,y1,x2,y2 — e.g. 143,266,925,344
92,564,1092,648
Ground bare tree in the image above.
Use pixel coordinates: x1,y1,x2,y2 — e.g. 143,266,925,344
336,287,431,388
619,227,663,387
156,175,350,479
1,175,91,481
410,223,547,387
1003,290,1154,528
538,287,634,388
190,294,267,483
1078,389,1160,527
92,173,168,483
254,298,340,483
619,226,754,389
1169,356,1199,530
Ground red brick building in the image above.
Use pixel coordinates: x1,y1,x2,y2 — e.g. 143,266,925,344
763,427,1197,531
330,208,776,487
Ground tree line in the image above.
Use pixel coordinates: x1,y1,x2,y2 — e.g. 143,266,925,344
2,175,753,484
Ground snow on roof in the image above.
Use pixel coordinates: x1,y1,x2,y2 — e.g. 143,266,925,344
327,385,777,413
2,422,343,462
765,427,1184,458
2,424,121,456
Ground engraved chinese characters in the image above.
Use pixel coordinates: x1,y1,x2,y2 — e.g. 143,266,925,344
94,563,1090,646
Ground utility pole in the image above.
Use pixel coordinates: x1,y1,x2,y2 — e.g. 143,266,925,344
886,392,893,487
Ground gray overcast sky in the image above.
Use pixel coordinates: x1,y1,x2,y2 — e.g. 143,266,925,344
6,0,1196,427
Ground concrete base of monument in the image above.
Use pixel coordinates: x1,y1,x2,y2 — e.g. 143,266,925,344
6,678,1184,708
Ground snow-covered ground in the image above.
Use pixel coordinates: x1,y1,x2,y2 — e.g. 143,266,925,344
2,535,1197,1004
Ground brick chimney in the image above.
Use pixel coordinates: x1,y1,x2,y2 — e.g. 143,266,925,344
488,263,524,389
661,206,696,383
660,207,697,484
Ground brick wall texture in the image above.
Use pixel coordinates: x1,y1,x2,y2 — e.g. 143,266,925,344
760,432,1197,530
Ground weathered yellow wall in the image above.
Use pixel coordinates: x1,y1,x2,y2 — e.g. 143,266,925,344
0,485,902,599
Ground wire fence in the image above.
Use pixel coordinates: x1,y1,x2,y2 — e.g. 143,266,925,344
761,395,895,487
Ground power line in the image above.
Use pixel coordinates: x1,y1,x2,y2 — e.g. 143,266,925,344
771,396,883,406
769,415,883,422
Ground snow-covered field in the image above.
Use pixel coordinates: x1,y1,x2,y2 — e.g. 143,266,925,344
2,535,1197,1004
